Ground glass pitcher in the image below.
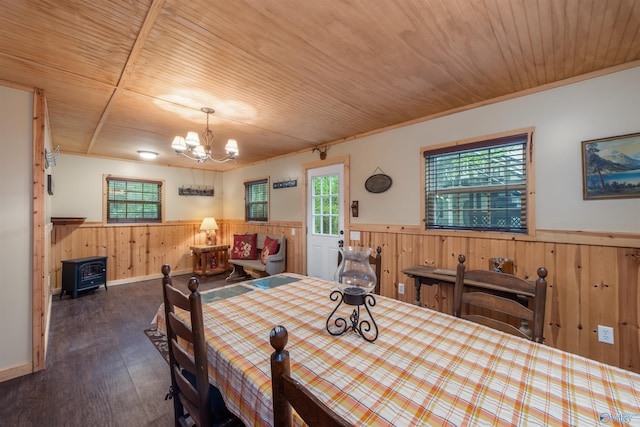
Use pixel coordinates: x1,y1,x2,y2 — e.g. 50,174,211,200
334,246,377,296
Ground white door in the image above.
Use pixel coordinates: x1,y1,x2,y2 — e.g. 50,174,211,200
306,163,344,280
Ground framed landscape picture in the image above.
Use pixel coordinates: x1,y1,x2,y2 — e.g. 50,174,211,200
582,132,640,200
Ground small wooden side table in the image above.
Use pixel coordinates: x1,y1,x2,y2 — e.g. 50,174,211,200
190,245,230,276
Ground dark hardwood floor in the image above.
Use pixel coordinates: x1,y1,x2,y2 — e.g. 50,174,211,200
0,272,231,427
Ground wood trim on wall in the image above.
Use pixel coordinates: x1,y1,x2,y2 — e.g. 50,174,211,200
32,88,46,373
0,362,33,383
536,229,640,248
348,224,640,249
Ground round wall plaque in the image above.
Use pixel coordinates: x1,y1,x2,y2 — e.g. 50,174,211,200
365,173,392,193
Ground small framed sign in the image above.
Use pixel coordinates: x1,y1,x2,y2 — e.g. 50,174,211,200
273,179,297,189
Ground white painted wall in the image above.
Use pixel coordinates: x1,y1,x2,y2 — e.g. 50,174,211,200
223,155,307,221
0,85,33,371
224,67,640,233
53,155,224,221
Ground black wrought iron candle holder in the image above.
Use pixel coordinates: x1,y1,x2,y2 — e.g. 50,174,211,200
326,287,378,342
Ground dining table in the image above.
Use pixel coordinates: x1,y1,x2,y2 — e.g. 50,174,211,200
153,273,640,426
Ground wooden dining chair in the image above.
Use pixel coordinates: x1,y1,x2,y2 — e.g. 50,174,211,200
337,244,383,294
453,254,548,343
270,326,353,427
161,265,238,427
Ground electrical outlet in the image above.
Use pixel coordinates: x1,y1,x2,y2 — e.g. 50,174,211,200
398,283,405,295
598,325,614,344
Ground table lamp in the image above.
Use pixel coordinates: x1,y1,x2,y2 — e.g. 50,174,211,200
199,217,218,245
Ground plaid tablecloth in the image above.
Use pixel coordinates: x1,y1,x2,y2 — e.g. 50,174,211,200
157,273,640,426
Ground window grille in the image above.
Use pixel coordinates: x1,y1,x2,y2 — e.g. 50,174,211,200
311,173,340,236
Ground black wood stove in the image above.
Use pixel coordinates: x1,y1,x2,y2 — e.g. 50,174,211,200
60,256,108,299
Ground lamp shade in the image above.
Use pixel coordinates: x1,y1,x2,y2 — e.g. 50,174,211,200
171,136,187,153
199,217,218,231
193,144,207,160
185,131,201,149
225,139,239,156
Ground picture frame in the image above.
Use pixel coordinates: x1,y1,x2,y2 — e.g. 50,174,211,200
582,132,640,200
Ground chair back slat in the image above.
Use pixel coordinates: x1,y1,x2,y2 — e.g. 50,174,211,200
462,292,534,321
167,312,194,343
463,270,534,295
165,282,191,311
170,337,197,379
463,314,530,339
172,364,200,409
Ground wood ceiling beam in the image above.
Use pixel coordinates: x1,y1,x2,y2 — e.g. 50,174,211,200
86,0,166,154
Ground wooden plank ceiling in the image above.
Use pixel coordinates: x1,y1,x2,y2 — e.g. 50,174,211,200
1,0,639,171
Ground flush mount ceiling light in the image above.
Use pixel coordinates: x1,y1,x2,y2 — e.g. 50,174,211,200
171,107,239,163
137,150,158,160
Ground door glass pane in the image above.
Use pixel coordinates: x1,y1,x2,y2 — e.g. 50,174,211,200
311,174,339,236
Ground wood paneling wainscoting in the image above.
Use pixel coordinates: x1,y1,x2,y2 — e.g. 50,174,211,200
51,221,203,290
49,220,304,291
347,225,640,374
50,221,639,373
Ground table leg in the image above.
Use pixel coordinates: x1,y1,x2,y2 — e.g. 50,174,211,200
192,251,198,274
414,279,422,306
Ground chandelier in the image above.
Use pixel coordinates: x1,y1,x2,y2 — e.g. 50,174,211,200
171,107,239,163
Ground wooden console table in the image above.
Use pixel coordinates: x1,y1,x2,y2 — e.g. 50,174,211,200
190,245,230,276
402,265,534,307
402,266,458,306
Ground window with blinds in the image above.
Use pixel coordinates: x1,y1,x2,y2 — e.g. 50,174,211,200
106,176,162,223
245,178,269,222
424,132,530,233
